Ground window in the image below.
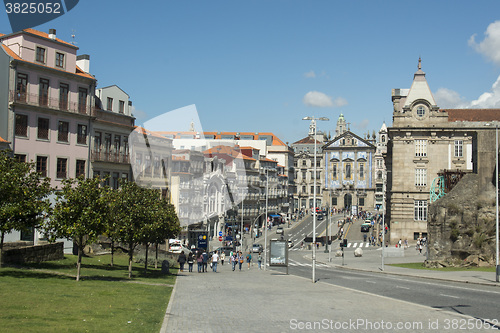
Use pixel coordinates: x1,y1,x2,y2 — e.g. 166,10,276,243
345,163,351,179
377,171,383,180
332,163,337,179
376,183,383,192
37,117,49,140
55,52,65,68
302,159,307,167
414,200,428,221
359,198,365,206
58,121,69,142
56,158,67,179
35,47,46,63
76,160,85,177
316,160,321,167
107,97,113,111
15,114,28,137
59,83,69,110
114,135,121,154
123,137,129,156
415,140,427,157
16,73,28,102
359,163,364,180
415,168,427,187
94,131,102,152
77,124,88,145
104,133,112,153
332,197,337,206
39,78,49,106
301,171,306,180
376,159,383,168
301,185,306,193
78,87,87,113
119,100,125,114
112,172,119,189
36,156,47,177
454,140,463,157
416,106,425,117
15,154,26,163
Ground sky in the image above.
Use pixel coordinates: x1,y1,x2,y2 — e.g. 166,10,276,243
2,0,500,144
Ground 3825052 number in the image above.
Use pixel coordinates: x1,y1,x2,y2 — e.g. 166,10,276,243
5,3,61,14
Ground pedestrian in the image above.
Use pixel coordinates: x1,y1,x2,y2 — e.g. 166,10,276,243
258,252,262,269
404,239,408,248
196,253,203,273
177,251,186,272
398,239,402,248
231,252,237,271
419,242,423,254
212,250,219,272
202,250,208,272
220,252,225,265
246,251,252,269
238,251,244,270
187,251,194,272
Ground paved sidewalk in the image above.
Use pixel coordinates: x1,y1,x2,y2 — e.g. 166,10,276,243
161,260,493,333
314,245,500,287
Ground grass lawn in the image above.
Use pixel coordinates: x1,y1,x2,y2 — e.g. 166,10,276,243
389,262,496,272
0,253,178,332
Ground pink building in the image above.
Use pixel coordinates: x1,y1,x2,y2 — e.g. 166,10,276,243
0,28,96,189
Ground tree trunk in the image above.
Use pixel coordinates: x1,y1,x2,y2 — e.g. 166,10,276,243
155,243,158,269
110,240,114,267
76,242,82,282
0,231,4,269
144,243,149,273
128,243,134,279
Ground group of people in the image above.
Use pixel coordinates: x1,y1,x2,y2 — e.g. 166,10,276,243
177,249,264,273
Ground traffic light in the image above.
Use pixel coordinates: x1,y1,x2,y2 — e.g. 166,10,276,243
340,239,347,248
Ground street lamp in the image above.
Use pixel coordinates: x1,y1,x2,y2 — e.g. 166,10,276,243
302,116,329,283
264,167,269,271
496,125,499,282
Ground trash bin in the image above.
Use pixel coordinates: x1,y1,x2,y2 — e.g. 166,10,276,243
161,260,170,274
307,244,311,250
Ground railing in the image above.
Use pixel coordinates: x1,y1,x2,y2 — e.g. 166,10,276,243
91,151,130,164
10,91,93,115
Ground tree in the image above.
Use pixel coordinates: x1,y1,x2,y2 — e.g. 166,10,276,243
141,196,180,273
44,176,108,281
0,150,52,267
112,181,180,278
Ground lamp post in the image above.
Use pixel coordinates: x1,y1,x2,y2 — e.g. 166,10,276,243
241,188,244,252
303,116,329,283
496,125,499,282
264,167,269,271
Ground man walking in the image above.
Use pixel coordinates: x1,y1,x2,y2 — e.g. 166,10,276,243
201,249,208,272
212,250,219,272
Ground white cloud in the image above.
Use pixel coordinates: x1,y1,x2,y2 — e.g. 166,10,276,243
434,88,468,108
332,97,348,107
353,118,370,130
469,20,500,66
303,91,348,108
435,74,500,109
304,70,316,78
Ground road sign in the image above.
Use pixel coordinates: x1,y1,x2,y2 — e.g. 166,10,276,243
218,231,223,236
218,236,223,241
198,233,208,248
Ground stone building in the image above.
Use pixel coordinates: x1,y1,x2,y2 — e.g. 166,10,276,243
386,58,500,243
322,115,377,213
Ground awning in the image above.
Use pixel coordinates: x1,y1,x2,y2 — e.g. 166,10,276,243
269,214,281,218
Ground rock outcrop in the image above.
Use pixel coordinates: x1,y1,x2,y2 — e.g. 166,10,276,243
426,173,498,267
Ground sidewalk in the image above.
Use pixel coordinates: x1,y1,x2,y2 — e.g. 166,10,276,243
314,245,500,287
160,260,491,333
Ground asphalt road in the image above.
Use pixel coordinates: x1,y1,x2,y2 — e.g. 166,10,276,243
279,248,500,328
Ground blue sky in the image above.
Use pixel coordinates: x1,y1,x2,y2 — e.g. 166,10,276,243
2,1,500,144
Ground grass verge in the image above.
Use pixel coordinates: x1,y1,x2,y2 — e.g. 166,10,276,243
0,253,178,332
389,262,496,272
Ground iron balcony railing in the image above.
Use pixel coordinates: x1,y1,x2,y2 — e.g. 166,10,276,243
10,91,93,115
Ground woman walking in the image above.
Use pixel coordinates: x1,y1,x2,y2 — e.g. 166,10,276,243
177,251,186,272
220,252,225,265
187,251,194,272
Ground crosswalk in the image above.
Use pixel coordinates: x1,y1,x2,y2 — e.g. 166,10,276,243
289,242,372,251
266,260,329,268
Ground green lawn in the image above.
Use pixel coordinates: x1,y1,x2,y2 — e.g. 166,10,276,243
0,253,178,332
389,262,496,272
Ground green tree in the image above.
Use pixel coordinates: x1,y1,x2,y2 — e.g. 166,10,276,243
112,181,180,278
0,150,52,267
45,176,108,281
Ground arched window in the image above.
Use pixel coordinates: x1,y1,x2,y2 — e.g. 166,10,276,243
345,163,351,179
382,135,385,143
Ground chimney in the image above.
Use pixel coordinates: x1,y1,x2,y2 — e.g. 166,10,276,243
48,29,56,40
76,54,90,73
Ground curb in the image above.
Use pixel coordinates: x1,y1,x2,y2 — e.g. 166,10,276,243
159,274,178,333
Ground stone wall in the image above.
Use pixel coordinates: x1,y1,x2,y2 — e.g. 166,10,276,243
426,173,497,267
1,242,64,264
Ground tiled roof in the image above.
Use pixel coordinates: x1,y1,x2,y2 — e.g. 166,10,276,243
443,109,500,122
134,126,172,139
23,28,77,48
293,136,320,145
1,44,21,60
260,157,278,163
0,136,9,143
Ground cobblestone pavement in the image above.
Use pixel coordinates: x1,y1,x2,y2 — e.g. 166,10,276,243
160,260,494,333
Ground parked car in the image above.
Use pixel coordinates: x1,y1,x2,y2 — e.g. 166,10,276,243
168,243,182,253
252,243,263,253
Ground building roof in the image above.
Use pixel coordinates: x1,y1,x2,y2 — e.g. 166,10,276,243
403,58,436,108
134,126,172,140
260,157,278,163
443,109,500,122
0,136,9,143
9,28,78,49
293,136,321,145
154,131,287,146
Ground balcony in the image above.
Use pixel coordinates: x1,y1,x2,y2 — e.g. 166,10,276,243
10,91,93,115
91,151,130,164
